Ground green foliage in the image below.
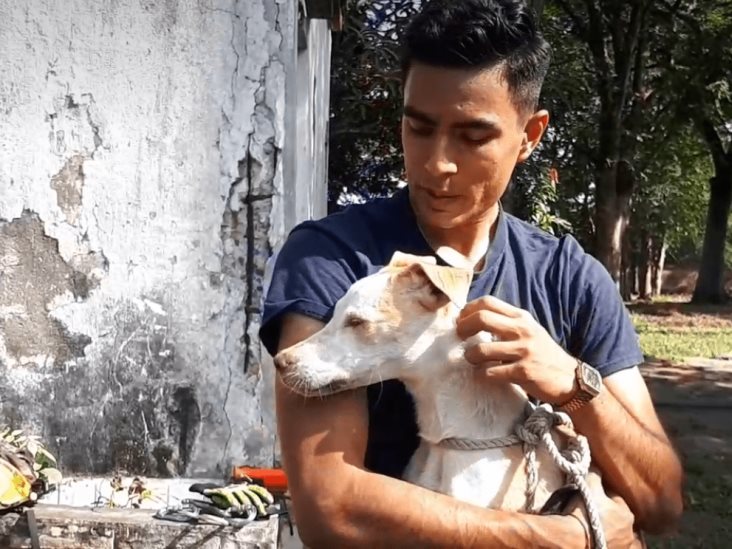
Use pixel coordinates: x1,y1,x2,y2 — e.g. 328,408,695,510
631,128,712,262
328,0,732,274
530,181,572,235
509,162,572,236
328,0,418,210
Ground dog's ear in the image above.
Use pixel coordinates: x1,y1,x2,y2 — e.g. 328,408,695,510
387,251,438,268
395,262,473,311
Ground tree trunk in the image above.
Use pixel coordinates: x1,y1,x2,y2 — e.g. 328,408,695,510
652,236,667,297
595,160,634,289
638,231,653,299
692,170,732,303
620,225,635,300
595,201,630,288
581,2,646,293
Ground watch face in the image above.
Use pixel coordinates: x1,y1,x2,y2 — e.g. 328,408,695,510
580,363,602,393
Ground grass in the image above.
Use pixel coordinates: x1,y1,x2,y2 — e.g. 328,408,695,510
647,453,732,549
628,295,732,361
632,318,732,361
631,296,732,548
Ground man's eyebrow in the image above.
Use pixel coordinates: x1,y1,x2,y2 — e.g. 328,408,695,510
403,106,501,132
403,106,436,125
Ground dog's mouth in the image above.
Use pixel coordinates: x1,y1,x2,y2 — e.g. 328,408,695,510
281,374,352,398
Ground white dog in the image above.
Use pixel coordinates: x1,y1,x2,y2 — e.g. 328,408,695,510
274,251,595,514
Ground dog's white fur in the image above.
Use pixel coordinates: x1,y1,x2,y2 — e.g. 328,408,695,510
275,253,567,511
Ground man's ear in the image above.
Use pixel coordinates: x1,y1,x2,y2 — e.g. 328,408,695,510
517,109,549,164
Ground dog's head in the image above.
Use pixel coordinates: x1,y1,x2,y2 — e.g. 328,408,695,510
274,252,473,397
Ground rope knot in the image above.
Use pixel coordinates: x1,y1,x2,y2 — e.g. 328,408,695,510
515,404,555,446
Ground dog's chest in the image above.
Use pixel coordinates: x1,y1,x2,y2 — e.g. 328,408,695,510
404,442,531,509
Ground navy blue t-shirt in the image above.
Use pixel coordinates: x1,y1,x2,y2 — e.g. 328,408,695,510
260,188,643,479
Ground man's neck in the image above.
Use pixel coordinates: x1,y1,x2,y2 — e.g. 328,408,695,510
418,206,500,269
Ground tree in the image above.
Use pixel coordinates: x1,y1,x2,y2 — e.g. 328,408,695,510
328,0,418,211
549,0,654,288
653,0,732,303
327,0,728,304
629,129,712,298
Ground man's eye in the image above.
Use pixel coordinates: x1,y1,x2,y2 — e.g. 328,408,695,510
345,315,366,328
408,123,432,136
461,131,491,144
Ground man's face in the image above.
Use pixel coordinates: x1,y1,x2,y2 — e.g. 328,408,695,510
401,62,541,230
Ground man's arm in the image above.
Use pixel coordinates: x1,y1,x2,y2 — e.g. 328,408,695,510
569,367,683,534
457,296,683,535
275,313,634,548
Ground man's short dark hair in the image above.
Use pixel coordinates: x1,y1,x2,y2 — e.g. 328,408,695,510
401,0,551,113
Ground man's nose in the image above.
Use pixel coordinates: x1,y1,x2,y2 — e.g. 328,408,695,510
273,352,297,372
425,137,458,177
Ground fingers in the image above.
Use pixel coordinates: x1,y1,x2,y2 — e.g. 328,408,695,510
456,309,521,340
464,340,523,365
470,361,525,385
609,494,632,513
459,295,525,321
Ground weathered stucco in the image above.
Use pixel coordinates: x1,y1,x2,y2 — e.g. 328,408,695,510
0,0,302,476
294,16,330,223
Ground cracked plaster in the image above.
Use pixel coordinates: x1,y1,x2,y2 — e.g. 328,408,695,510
0,0,297,476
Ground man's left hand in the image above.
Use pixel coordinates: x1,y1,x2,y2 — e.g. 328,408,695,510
456,295,581,404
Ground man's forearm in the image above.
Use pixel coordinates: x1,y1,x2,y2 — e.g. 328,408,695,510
570,387,683,532
308,466,586,548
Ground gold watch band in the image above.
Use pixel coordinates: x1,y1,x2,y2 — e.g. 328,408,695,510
556,359,601,414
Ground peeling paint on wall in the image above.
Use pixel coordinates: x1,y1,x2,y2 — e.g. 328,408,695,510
0,0,299,476
50,155,86,225
0,212,98,368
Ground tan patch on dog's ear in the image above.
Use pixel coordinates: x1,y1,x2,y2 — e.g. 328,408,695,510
435,246,475,270
418,262,473,309
386,251,437,269
393,261,473,312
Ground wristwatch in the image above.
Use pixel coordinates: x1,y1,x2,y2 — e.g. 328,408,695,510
557,359,602,414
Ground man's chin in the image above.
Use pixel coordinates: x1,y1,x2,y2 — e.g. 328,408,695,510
414,204,464,229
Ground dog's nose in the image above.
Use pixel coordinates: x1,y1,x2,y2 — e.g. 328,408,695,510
274,352,296,372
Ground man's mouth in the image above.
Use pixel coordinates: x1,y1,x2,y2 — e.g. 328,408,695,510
424,189,459,200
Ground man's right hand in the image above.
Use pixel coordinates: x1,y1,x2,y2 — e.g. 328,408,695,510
568,474,644,548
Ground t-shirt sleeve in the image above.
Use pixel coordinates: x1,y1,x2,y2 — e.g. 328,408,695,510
566,243,644,377
259,223,360,357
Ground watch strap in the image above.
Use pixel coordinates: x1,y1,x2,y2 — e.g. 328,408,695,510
557,359,601,414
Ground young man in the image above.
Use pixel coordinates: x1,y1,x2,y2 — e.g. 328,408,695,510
260,0,683,546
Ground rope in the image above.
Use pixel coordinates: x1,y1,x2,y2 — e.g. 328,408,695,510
437,403,607,549
437,433,521,450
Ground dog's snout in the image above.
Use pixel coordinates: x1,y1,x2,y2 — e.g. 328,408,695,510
274,352,297,372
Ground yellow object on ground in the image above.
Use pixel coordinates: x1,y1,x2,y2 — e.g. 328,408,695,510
0,459,33,511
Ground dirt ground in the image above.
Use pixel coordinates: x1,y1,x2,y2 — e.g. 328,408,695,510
635,299,732,548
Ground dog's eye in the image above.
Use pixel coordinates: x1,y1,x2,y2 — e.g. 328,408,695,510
345,314,366,328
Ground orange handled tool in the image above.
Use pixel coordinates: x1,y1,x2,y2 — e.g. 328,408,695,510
231,466,288,494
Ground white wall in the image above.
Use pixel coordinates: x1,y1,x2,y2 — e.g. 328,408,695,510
0,0,300,477
293,16,331,225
